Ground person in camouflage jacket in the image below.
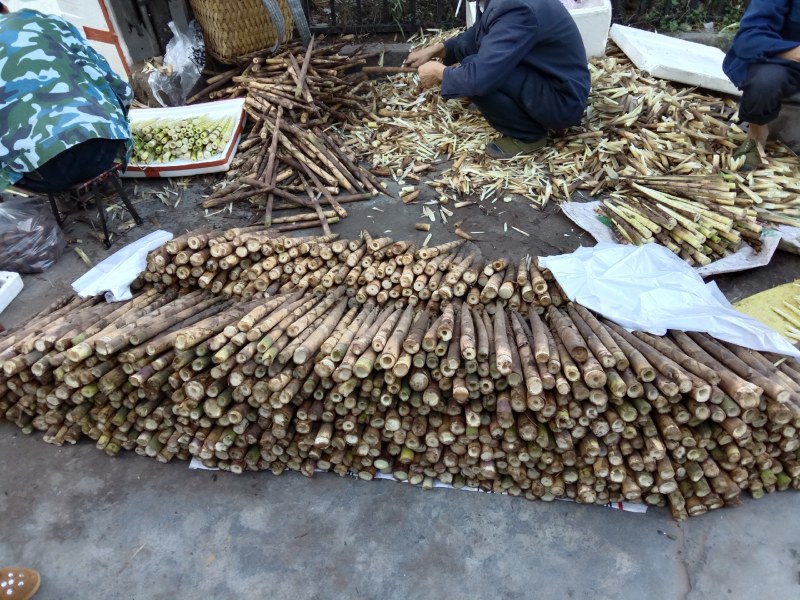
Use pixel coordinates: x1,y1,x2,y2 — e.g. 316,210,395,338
0,4,132,192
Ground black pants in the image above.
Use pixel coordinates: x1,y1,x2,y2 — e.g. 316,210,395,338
18,138,124,194
740,62,800,125
453,55,551,142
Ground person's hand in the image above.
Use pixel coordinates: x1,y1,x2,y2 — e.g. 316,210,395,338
777,45,800,62
406,42,445,68
417,61,446,90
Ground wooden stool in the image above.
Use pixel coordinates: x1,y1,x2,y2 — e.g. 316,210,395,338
47,164,143,248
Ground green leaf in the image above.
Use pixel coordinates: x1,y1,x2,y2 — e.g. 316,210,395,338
596,215,613,228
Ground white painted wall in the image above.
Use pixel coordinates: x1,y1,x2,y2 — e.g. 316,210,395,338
5,0,130,76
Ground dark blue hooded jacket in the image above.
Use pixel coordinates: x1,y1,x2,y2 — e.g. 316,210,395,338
723,0,800,88
440,0,590,129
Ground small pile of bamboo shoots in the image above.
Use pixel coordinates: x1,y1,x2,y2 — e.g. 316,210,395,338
2,228,800,520
194,39,383,228
130,116,235,164
743,166,800,228
597,175,762,265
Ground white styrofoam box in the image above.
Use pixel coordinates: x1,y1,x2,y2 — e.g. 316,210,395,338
0,272,23,316
466,0,611,58
6,0,130,77
561,0,612,59
610,24,741,97
122,99,247,178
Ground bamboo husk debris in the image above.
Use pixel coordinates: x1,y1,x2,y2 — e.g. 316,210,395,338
198,40,383,224
2,228,800,520
351,39,799,261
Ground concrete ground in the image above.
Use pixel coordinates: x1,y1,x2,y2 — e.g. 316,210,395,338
2,175,800,600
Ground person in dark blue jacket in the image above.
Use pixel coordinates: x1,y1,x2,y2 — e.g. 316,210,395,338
406,0,590,159
723,0,800,167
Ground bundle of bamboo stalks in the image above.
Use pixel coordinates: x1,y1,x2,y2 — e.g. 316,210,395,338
194,38,384,228
597,175,763,265
2,228,800,520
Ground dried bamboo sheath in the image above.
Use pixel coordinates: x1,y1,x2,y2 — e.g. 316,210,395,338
2,227,800,520
358,44,799,263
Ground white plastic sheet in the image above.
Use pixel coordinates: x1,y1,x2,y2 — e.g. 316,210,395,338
560,201,781,277
777,224,800,255
539,243,800,357
71,230,173,302
187,459,647,513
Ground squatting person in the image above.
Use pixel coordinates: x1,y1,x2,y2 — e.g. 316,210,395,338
723,0,800,167
0,1,132,193
405,0,590,159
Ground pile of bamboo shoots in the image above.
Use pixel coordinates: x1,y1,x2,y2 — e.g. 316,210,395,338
130,115,236,164
195,39,383,228
138,225,566,309
746,168,800,228
598,175,762,266
2,228,800,520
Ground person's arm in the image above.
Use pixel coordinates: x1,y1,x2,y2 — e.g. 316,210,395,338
442,27,479,66
441,2,538,98
406,26,478,69
730,0,800,61
406,42,446,68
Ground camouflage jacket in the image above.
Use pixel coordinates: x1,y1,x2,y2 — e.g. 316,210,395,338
0,9,132,191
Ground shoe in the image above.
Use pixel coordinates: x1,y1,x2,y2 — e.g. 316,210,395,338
0,568,41,600
732,138,761,171
485,135,549,159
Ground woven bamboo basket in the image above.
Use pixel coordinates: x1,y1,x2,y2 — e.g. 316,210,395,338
190,0,294,62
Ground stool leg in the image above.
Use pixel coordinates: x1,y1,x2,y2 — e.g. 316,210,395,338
93,180,112,249
110,173,143,225
47,193,63,227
